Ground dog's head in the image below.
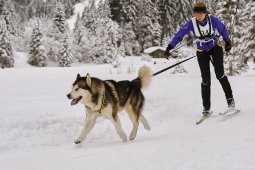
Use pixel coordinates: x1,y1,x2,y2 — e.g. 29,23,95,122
67,73,92,106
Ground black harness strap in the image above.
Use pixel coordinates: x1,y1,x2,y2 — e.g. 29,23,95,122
196,15,212,40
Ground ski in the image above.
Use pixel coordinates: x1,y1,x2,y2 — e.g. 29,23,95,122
196,111,213,125
219,108,240,115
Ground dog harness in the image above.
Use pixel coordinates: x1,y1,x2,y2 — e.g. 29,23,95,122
191,15,216,45
85,93,105,113
97,93,105,113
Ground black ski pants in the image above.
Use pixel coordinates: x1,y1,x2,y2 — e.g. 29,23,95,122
197,45,233,109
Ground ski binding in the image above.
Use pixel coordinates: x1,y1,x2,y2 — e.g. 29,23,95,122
196,111,213,125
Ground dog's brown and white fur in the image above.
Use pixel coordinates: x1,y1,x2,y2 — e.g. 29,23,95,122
67,65,152,144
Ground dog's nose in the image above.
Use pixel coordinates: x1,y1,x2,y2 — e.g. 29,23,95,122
67,93,71,99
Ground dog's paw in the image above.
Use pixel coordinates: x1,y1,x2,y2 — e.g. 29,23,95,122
122,136,128,142
74,140,82,144
129,136,135,141
129,133,137,141
74,137,84,144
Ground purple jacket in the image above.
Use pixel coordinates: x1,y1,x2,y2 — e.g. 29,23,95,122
169,15,230,51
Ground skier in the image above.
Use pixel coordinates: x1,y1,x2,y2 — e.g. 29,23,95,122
165,2,235,116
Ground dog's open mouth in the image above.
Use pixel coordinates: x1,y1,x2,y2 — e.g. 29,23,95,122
71,96,82,106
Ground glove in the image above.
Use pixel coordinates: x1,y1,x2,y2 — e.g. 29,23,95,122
225,41,232,52
164,45,174,59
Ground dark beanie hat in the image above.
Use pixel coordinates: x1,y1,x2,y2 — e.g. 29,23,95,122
193,2,207,13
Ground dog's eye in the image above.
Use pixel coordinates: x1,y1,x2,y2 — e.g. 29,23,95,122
75,88,79,91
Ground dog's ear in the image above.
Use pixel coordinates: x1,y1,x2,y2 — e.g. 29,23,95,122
86,73,91,87
76,74,81,80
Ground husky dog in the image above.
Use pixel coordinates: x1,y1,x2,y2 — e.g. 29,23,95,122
67,65,153,144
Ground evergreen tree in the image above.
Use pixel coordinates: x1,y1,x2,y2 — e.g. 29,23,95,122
175,0,193,30
0,0,4,15
26,5,34,19
241,2,255,62
59,35,73,67
73,14,83,45
64,0,75,19
157,0,177,45
82,0,97,33
46,2,68,63
122,0,139,24
53,2,66,34
216,0,245,75
122,0,141,55
109,0,124,25
95,0,111,20
121,22,140,55
135,0,161,51
1,0,18,35
28,23,47,67
0,18,14,68
89,0,124,63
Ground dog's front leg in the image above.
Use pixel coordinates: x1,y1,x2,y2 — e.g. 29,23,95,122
75,112,97,144
110,115,127,142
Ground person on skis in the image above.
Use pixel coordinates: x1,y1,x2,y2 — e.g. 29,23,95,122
165,2,235,116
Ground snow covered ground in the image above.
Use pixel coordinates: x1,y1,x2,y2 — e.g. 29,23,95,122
0,51,255,170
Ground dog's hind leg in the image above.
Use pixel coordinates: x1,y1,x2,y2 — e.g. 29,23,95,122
110,115,127,142
139,114,151,130
125,105,139,141
74,111,97,144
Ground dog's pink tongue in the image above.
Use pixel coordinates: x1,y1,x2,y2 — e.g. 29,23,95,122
71,99,76,106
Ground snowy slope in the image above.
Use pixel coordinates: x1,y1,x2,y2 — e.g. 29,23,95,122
67,0,89,31
67,0,102,31
0,52,255,170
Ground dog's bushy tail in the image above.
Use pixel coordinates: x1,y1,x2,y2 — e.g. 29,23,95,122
132,65,153,89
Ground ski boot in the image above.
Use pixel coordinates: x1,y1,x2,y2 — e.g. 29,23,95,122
227,98,235,109
219,98,239,115
202,106,211,117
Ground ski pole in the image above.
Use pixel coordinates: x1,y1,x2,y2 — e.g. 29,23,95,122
165,38,196,59
153,55,196,77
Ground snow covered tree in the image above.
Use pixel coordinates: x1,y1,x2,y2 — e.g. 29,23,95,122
64,0,74,19
73,14,83,45
28,23,47,67
1,0,18,35
95,0,111,20
134,0,161,51
122,0,139,24
109,0,124,25
240,2,255,63
53,2,66,34
121,22,140,55
59,35,73,67
88,0,124,64
216,0,246,75
0,18,14,68
82,0,97,33
121,0,141,55
45,2,68,63
0,0,24,52
157,0,177,45
72,12,92,63
175,0,193,30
